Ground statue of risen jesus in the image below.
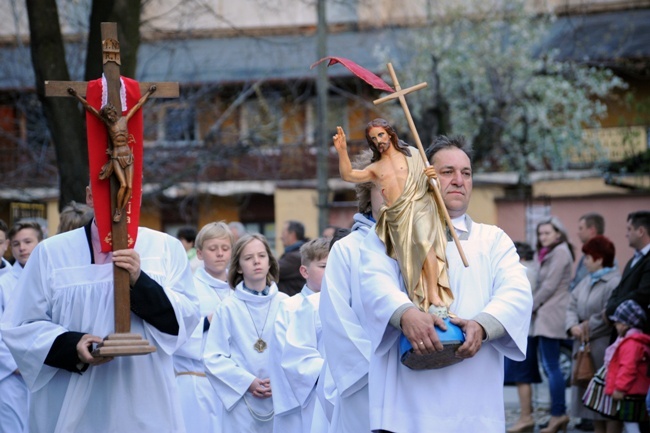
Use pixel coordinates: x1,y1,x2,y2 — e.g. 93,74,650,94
333,118,452,314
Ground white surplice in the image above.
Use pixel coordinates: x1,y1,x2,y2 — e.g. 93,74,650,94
174,266,232,433
203,282,288,433
0,258,12,278
0,227,200,433
270,285,314,432
319,213,373,433
0,264,29,433
360,216,532,433
277,291,327,433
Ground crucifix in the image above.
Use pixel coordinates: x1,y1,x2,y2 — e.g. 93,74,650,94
373,63,469,268
45,22,179,357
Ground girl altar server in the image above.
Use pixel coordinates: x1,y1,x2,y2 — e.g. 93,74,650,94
204,233,288,432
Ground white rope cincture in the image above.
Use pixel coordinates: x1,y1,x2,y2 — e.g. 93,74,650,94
243,395,274,422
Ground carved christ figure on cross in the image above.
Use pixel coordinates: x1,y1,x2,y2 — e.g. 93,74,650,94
333,118,452,314
68,84,157,222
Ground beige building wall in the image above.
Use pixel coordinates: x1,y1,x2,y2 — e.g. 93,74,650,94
197,196,240,228
274,188,319,257
140,203,163,231
46,200,60,236
532,177,631,198
495,175,650,274
466,185,505,225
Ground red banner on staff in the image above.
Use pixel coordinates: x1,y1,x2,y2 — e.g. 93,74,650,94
85,76,143,252
310,56,395,93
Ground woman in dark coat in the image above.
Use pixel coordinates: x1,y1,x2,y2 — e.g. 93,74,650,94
566,235,620,433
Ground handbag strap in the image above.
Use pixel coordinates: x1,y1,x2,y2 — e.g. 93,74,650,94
581,321,590,344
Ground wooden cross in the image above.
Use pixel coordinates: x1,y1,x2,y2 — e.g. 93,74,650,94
45,22,179,356
374,63,469,267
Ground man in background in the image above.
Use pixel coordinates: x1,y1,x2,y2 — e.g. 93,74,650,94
228,221,247,242
279,220,308,296
570,213,606,292
177,226,201,273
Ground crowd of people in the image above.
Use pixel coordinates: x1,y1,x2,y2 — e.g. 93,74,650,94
506,212,650,433
0,119,647,433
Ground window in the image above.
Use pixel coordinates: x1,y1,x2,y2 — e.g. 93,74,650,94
309,96,348,147
144,102,199,147
240,95,282,148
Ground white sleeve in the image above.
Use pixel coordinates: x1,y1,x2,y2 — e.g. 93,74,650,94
358,231,412,357
203,303,256,411
281,299,323,407
319,240,371,397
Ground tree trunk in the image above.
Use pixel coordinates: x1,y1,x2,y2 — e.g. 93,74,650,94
415,55,451,152
26,0,89,211
27,0,143,211
85,0,142,80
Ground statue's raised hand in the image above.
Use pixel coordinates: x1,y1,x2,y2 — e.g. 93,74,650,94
332,126,348,152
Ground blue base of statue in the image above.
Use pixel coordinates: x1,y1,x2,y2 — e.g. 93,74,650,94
400,317,466,370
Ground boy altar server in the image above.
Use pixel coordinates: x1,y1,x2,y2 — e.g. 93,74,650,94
174,222,234,432
0,221,43,433
271,237,329,432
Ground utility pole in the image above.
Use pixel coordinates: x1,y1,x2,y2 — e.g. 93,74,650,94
316,0,329,234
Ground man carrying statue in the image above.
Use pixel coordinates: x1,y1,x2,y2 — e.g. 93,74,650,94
333,120,533,433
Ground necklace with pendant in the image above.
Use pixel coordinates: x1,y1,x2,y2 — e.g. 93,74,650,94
243,298,272,353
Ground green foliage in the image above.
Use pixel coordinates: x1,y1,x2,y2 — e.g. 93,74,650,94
393,0,626,178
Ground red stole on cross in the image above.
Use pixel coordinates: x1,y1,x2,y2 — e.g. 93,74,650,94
85,76,143,252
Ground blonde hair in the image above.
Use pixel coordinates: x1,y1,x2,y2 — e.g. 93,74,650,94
227,233,279,289
195,221,233,250
58,201,94,233
300,237,329,266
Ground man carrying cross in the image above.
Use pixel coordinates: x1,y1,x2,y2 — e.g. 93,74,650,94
0,22,199,433
0,184,200,433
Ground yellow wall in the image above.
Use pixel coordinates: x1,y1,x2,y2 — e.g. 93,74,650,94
532,177,628,198
139,203,162,231
274,189,319,256
46,200,59,236
197,196,240,228
467,185,504,225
